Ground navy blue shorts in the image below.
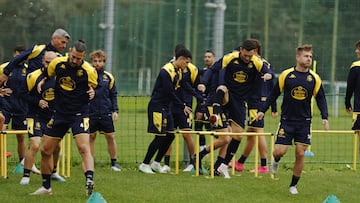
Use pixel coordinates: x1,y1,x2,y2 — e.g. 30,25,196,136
275,120,311,145
148,104,174,135
27,115,48,138
45,113,90,138
351,113,360,130
247,108,264,128
173,111,192,130
3,111,27,130
225,94,246,128
90,113,115,133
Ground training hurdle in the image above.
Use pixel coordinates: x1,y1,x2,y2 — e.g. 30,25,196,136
311,130,358,170
0,130,27,178
175,131,273,178
0,130,71,179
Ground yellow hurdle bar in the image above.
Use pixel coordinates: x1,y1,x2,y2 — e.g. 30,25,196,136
311,130,357,170
59,132,71,177
176,131,273,178
0,130,28,178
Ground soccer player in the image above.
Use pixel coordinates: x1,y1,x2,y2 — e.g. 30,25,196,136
257,44,329,194
0,28,70,84
0,45,41,173
231,39,278,173
197,39,273,178
138,48,192,174
20,51,65,185
31,40,98,196
345,40,360,153
194,50,216,149
162,44,204,173
89,50,120,172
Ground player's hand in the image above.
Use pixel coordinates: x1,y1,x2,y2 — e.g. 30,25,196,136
112,112,119,121
262,73,272,81
256,112,265,121
0,87,12,96
37,77,47,93
183,105,192,116
38,100,49,109
87,85,95,100
271,112,278,118
346,107,353,114
197,84,206,93
322,119,329,131
0,74,8,86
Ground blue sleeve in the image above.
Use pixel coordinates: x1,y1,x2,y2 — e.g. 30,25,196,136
315,85,328,119
3,47,34,75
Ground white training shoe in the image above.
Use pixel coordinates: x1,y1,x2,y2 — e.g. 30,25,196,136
289,186,299,195
270,160,279,174
150,161,166,173
162,165,171,173
51,173,66,182
217,163,231,179
20,177,30,185
183,164,194,172
30,186,53,195
111,164,121,172
31,164,41,174
139,163,155,174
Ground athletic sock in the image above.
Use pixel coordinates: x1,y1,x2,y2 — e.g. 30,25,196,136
274,156,281,162
199,148,209,160
111,159,117,166
260,158,267,166
85,170,94,182
52,166,58,174
238,155,247,164
42,174,51,189
164,155,170,166
290,175,300,187
23,168,31,178
225,139,241,163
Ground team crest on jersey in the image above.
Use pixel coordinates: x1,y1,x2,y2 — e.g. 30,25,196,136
289,74,296,79
102,74,109,82
42,88,55,101
77,70,84,77
307,75,313,82
22,68,27,76
60,64,66,69
59,76,76,91
291,86,308,100
278,128,285,138
248,63,254,69
233,71,248,83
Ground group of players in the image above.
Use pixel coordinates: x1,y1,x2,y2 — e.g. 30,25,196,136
139,39,330,195
0,28,120,196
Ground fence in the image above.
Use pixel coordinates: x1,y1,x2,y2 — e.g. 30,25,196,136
0,94,358,173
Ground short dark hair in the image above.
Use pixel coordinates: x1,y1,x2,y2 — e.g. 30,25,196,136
14,45,26,53
249,39,261,55
240,39,257,51
72,39,87,52
174,44,186,53
175,48,192,59
205,49,215,57
355,40,360,48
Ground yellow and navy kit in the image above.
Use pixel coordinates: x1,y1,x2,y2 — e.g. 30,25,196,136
345,60,360,112
46,56,98,115
89,69,118,117
1,61,29,116
203,52,272,101
262,67,328,121
26,69,55,120
150,62,184,109
4,43,61,75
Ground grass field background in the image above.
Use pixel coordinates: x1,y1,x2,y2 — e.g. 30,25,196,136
1,95,359,202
